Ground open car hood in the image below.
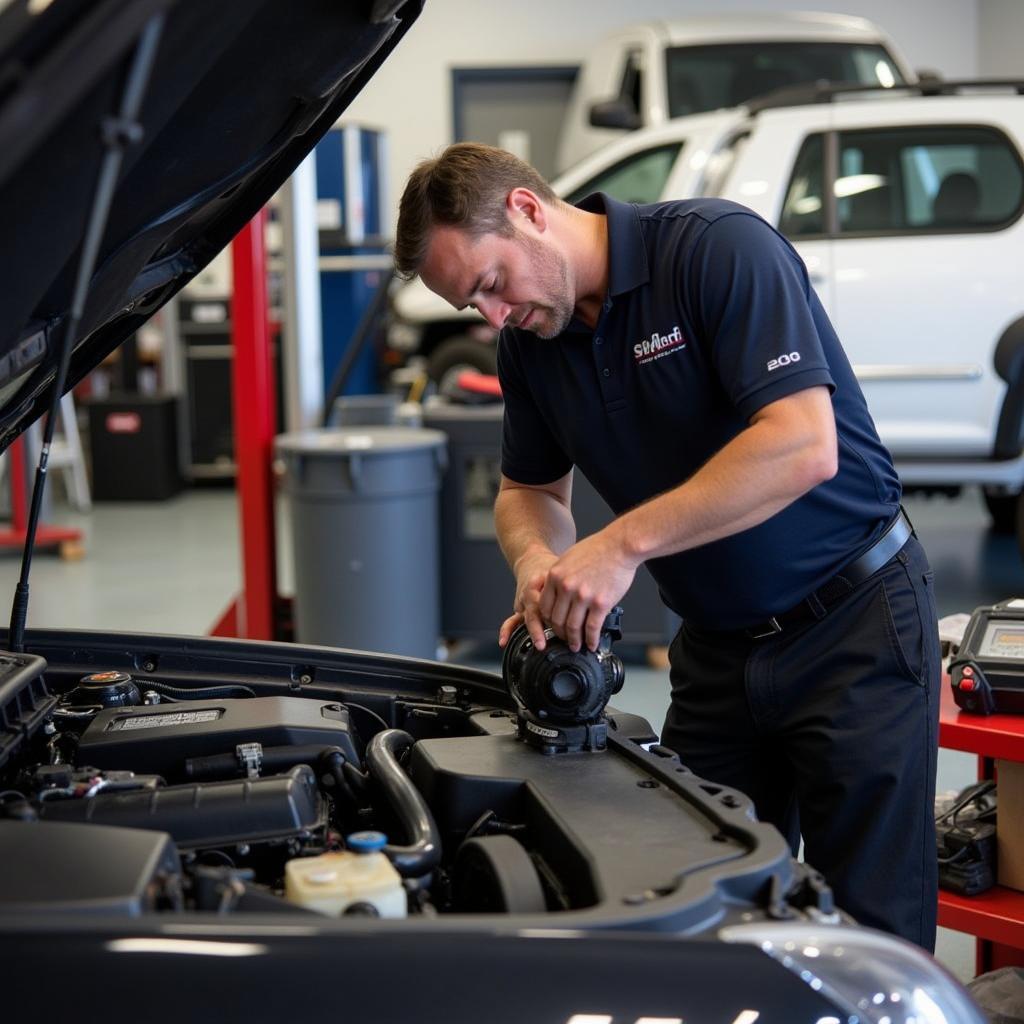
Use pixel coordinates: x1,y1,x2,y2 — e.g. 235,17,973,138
0,0,421,450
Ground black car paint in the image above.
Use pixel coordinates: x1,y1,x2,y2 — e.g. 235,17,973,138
0,924,842,1024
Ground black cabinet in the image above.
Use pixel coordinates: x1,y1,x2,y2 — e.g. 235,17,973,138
179,296,235,479
85,394,181,501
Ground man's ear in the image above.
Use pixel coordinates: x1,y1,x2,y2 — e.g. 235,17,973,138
507,188,547,232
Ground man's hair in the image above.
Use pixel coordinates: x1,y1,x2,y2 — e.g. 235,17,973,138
394,142,558,280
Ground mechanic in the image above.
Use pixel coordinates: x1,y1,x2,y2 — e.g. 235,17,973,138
394,142,941,949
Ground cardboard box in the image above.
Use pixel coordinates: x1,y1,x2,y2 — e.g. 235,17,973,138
997,759,1024,891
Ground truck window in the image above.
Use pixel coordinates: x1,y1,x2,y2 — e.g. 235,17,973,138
836,126,1024,234
565,143,683,206
665,42,904,118
779,134,826,238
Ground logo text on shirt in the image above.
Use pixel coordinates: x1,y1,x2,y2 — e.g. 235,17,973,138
767,351,801,372
633,325,687,365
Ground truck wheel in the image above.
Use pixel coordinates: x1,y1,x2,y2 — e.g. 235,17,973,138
427,336,498,397
984,489,1019,534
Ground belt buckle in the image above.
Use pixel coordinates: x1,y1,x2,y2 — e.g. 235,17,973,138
746,616,782,640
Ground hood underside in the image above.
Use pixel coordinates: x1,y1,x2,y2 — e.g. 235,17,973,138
0,0,421,449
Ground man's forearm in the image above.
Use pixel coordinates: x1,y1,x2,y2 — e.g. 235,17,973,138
610,388,837,563
494,483,576,574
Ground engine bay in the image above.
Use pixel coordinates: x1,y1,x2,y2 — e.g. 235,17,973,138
0,631,837,932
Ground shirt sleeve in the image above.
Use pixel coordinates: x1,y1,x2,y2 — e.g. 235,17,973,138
689,211,835,421
496,329,573,485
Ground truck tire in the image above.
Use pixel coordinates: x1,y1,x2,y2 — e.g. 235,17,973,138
1014,496,1024,559
427,336,498,397
984,490,1019,534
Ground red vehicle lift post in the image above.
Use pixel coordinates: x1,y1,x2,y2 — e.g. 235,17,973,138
210,210,278,640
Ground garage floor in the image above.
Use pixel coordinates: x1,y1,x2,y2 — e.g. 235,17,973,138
1,484,1015,981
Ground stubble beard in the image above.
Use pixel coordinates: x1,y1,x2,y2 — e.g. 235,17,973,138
518,233,574,339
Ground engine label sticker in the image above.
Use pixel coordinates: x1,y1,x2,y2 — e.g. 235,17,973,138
525,721,559,739
108,709,223,731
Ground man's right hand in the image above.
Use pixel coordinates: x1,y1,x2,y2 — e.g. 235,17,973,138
498,547,559,651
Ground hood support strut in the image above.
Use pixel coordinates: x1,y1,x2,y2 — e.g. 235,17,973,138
8,12,167,653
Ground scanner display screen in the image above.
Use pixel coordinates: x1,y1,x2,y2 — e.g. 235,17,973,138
978,620,1024,659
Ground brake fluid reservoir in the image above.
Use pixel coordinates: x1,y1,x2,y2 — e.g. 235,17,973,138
284,831,406,918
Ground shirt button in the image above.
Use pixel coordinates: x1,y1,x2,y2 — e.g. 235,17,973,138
602,368,611,378
594,336,603,345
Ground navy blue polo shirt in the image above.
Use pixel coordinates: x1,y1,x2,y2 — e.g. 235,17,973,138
497,193,901,629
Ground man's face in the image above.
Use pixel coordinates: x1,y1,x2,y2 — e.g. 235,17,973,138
420,222,574,339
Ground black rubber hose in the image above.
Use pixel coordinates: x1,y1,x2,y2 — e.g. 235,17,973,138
342,760,370,794
322,750,359,808
185,744,345,782
365,729,441,878
142,681,256,701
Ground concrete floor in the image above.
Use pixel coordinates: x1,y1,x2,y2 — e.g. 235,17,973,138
1,483,1017,982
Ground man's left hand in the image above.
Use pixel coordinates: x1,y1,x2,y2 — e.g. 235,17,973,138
538,528,639,652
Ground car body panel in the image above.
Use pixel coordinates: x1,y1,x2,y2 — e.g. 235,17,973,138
0,924,845,1024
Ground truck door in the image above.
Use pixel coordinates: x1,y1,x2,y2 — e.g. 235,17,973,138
827,124,1024,458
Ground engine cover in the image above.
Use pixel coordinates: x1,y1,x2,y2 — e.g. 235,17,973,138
408,711,791,931
38,765,323,849
0,821,181,915
76,697,359,781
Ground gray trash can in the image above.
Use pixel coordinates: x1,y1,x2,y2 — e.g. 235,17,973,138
330,394,422,428
275,427,447,658
422,397,679,644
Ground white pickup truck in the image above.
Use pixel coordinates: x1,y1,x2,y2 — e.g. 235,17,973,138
555,12,915,173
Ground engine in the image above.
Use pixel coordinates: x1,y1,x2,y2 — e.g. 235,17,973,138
0,662,446,917
0,639,833,930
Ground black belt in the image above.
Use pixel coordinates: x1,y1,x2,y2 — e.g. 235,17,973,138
743,508,914,640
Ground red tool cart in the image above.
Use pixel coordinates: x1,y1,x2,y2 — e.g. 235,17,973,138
939,684,1024,973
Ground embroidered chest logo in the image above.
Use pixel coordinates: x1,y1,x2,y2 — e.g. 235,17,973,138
632,325,687,366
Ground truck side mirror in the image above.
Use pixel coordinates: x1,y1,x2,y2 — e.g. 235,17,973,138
588,98,641,131
916,69,945,95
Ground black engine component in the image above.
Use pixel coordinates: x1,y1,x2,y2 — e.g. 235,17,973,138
453,835,547,914
185,742,351,782
28,764,163,799
0,820,181,915
64,670,142,709
0,652,54,772
75,696,360,781
365,728,441,878
409,718,764,927
37,764,323,849
502,607,625,753
191,865,310,915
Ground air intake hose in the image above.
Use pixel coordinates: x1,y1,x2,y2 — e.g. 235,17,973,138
365,729,441,878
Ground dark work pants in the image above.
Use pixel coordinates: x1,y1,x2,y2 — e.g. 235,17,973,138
661,536,941,949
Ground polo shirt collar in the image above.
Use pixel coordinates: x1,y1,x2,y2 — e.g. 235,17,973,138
575,191,650,298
